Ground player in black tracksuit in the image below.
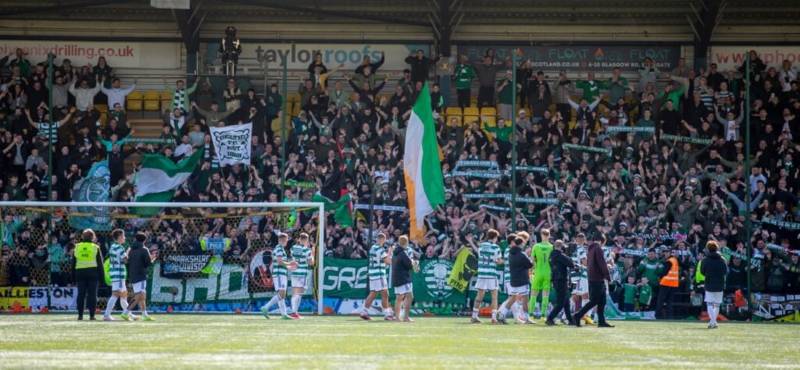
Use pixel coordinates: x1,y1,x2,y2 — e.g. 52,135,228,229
546,240,575,326
508,236,534,323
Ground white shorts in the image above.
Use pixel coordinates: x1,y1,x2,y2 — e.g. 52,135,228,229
369,278,388,292
475,277,499,291
394,283,413,295
572,279,588,295
290,276,307,290
111,280,127,292
509,284,530,296
132,281,146,294
273,275,288,291
705,291,723,304
505,282,512,295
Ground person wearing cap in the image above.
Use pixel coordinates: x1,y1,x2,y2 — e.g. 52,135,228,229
573,240,613,327
700,241,728,329
73,229,104,321
655,248,681,319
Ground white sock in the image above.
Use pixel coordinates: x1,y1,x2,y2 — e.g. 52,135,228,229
491,309,498,320
511,303,521,320
142,309,148,317
263,295,280,311
498,305,508,318
711,304,719,325
105,296,118,317
707,303,715,324
291,295,301,313
120,298,129,311
278,298,288,316
472,308,479,319
383,307,394,317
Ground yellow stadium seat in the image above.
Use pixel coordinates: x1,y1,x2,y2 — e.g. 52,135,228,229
288,93,301,103
446,115,462,127
445,107,462,117
95,104,108,113
160,90,172,100
142,91,161,112
291,102,301,117
463,107,479,116
463,115,479,125
127,95,143,112
482,115,496,127
144,100,160,111
161,99,172,112
480,107,496,117
143,91,160,101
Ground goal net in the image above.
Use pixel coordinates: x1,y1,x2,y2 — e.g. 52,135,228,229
0,201,325,315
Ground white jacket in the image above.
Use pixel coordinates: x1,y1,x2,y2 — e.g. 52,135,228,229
101,84,136,109
68,80,101,111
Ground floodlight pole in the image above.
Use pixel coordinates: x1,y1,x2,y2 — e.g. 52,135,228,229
46,53,55,202
368,176,375,246
317,202,325,315
510,50,518,233
280,45,290,200
744,52,752,299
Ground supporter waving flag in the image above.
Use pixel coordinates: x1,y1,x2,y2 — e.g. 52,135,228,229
403,83,445,242
134,148,204,204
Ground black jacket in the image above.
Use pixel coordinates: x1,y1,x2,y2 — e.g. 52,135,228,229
550,249,575,282
701,252,728,292
509,246,533,287
391,247,413,288
404,55,439,83
127,243,152,284
587,243,610,282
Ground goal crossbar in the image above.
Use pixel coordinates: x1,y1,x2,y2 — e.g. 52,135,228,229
0,201,327,315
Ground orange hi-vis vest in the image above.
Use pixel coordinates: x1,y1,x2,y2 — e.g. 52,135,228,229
660,256,680,288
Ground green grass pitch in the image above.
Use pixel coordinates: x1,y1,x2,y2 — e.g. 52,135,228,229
0,315,798,369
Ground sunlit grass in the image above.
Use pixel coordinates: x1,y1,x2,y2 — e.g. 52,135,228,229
0,315,797,369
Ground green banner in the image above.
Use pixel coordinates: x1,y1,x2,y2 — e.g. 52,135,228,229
322,257,462,305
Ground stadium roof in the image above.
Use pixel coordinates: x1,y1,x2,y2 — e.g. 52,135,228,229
1,0,799,27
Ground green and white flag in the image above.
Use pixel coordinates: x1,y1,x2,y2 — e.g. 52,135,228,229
135,148,204,203
403,83,446,242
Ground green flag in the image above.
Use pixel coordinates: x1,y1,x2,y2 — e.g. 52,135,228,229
312,192,353,227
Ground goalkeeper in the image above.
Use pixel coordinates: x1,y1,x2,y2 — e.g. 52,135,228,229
529,229,553,321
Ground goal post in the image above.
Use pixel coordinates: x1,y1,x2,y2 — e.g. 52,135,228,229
0,201,326,315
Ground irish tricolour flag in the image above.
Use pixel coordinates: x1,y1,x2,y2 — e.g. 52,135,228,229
135,148,203,203
403,83,445,242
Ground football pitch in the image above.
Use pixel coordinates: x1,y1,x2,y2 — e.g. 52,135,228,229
0,315,798,369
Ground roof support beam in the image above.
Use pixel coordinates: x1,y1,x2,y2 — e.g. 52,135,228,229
224,0,428,27
691,0,726,69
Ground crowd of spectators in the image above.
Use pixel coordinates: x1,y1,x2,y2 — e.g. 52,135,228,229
0,45,799,311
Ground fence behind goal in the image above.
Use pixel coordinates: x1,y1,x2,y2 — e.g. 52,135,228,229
0,201,325,315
